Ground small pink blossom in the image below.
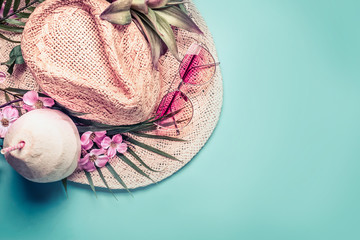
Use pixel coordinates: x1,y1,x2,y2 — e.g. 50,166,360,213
22,91,55,111
0,72,6,83
0,106,19,138
101,134,127,158
80,131,106,150
78,149,109,172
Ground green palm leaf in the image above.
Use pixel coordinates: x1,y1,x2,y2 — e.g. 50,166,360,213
96,167,118,200
5,18,25,26
117,152,155,183
106,163,132,195
132,10,163,68
84,171,97,197
127,147,161,172
3,0,13,17
139,8,180,61
100,0,132,25
0,32,20,43
131,131,186,141
131,0,148,14
154,6,202,34
12,0,20,12
15,12,31,18
61,178,68,197
0,24,23,33
123,135,180,161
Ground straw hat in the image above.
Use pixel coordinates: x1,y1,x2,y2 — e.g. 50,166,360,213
0,0,223,189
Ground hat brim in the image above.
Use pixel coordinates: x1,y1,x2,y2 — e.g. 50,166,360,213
0,0,223,189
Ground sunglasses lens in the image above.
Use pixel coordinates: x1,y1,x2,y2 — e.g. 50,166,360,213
179,43,216,85
156,91,193,130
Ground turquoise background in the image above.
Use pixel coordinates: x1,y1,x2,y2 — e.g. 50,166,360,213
1,0,360,239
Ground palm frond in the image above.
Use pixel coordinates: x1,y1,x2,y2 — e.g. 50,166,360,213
84,171,97,197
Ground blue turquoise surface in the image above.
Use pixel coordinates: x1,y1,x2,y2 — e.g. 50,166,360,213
1,0,360,239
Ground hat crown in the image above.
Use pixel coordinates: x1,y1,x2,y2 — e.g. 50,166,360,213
21,0,161,125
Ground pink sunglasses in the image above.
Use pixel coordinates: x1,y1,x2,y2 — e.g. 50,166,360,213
156,42,220,134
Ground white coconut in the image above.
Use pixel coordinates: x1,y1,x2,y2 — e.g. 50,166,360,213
3,109,81,183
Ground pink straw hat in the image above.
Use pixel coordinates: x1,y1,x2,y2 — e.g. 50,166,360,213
0,0,223,189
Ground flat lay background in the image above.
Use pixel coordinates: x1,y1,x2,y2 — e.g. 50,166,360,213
1,0,360,239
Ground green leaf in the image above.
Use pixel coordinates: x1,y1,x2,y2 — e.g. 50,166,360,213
131,131,186,141
0,24,23,33
127,147,161,172
178,3,188,14
117,152,155,183
52,101,88,117
0,33,20,43
27,6,36,11
3,0,13,17
25,0,30,4
4,87,27,95
4,92,11,103
137,9,180,61
123,135,180,161
12,0,20,12
15,12,31,18
9,45,24,64
147,0,168,8
106,163,132,195
84,171,97,197
100,0,132,25
1,58,16,74
151,9,180,61
4,88,48,97
154,6,202,34
96,167,118,200
76,107,185,134
1,56,15,66
167,0,185,4
132,11,163,68
61,178,68,197
131,0,148,14
5,18,25,26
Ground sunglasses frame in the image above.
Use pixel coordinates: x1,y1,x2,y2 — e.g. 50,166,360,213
155,42,219,132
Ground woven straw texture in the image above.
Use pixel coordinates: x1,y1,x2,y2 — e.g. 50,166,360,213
0,0,223,189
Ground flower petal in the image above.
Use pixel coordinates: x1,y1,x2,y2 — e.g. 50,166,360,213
23,91,39,106
78,154,90,165
91,148,106,156
40,97,55,107
81,131,92,143
2,106,18,121
116,143,128,154
95,155,109,168
22,104,34,112
94,131,107,146
0,126,8,138
106,147,117,158
0,71,6,83
82,161,96,172
95,131,107,138
112,134,123,144
82,141,93,151
81,132,93,150
101,136,111,149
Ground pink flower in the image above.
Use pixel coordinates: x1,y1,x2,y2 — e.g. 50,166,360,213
0,71,6,83
78,149,109,172
22,91,55,111
80,131,106,150
101,134,127,158
0,106,19,138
